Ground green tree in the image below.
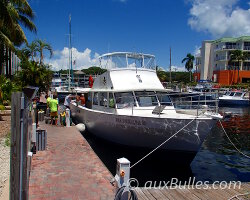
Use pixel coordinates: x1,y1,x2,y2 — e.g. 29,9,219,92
229,50,249,83
15,60,53,92
82,66,106,75
0,75,20,105
35,39,53,64
182,53,195,82
20,40,38,61
0,0,36,75
156,67,167,82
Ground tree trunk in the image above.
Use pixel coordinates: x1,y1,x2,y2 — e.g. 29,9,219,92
8,48,12,78
5,47,8,77
0,44,4,75
190,71,192,82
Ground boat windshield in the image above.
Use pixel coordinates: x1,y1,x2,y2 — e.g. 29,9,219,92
234,92,242,97
134,91,158,107
115,92,136,108
156,92,172,106
229,92,235,96
99,52,156,70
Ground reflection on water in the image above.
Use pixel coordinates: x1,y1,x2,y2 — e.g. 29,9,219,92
191,106,250,182
82,130,194,185
80,106,250,184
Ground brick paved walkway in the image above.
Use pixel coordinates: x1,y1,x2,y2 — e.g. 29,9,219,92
29,124,115,200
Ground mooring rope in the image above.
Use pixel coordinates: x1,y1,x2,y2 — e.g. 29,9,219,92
130,116,198,169
219,120,250,159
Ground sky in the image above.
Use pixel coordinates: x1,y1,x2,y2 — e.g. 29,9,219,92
25,0,250,71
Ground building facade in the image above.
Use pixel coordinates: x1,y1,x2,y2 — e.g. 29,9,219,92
194,36,250,85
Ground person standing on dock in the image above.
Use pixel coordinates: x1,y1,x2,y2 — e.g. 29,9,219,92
64,94,72,109
49,94,59,125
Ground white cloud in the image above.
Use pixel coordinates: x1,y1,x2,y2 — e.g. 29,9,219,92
188,0,250,37
194,45,201,56
45,47,99,71
172,65,186,72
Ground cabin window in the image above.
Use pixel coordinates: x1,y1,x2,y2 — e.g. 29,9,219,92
156,92,172,106
109,93,115,108
86,92,92,109
234,93,242,97
134,91,158,107
100,92,108,107
114,92,136,108
93,92,99,105
229,92,235,96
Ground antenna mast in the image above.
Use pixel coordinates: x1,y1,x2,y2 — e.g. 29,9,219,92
170,47,172,83
69,14,74,90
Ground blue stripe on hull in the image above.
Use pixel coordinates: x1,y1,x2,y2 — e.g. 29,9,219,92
219,100,249,106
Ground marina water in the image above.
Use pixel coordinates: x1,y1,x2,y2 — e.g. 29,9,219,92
80,106,250,185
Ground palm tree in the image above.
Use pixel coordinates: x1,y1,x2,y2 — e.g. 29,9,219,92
229,50,249,83
22,41,38,61
182,53,195,82
35,39,53,64
0,0,36,75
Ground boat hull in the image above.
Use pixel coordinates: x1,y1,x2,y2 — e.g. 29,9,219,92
219,99,249,106
70,103,216,154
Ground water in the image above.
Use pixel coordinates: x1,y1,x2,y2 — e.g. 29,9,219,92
79,106,250,185
191,106,250,182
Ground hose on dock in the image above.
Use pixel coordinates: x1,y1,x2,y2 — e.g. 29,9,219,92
114,186,138,200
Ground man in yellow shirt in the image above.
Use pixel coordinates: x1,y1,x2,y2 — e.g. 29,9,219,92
49,94,59,125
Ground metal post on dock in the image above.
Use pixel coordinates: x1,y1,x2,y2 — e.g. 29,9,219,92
113,158,131,200
32,123,36,143
66,108,71,127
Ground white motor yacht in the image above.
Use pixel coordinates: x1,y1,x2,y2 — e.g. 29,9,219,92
219,91,250,106
70,52,222,161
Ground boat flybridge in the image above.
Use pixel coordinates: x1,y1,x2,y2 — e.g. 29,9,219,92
70,52,222,163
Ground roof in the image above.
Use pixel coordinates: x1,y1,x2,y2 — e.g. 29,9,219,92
213,36,250,44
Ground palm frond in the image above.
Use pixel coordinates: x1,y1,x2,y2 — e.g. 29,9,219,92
0,31,15,50
18,15,37,33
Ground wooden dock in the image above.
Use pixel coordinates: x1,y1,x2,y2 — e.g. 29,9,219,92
134,183,250,200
